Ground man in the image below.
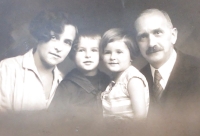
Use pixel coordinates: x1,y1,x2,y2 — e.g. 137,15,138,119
0,10,77,112
134,9,200,114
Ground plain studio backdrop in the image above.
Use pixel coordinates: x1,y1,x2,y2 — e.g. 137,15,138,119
0,0,200,135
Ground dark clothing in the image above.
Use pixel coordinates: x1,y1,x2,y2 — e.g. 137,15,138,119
141,50,200,116
49,69,110,117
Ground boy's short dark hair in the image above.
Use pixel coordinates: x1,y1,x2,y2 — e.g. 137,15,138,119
69,29,101,60
29,10,78,43
100,28,139,60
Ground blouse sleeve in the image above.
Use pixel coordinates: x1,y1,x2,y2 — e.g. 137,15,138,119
0,59,16,111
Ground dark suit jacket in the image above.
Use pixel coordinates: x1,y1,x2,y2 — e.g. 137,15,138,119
141,50,200,115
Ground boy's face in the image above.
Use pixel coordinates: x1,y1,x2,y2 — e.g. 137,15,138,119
74,37,100,76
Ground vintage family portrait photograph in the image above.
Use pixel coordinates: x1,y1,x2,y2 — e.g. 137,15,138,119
0,0,200,135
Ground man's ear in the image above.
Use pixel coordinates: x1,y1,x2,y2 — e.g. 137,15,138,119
171,27,178,45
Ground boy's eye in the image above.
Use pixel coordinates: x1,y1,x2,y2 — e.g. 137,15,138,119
77,48,85,52
92,48,99,52
64,39,72,46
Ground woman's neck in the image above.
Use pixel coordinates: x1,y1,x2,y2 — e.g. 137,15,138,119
33,51,54,74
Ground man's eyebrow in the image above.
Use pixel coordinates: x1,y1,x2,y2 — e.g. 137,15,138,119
152,28,163,32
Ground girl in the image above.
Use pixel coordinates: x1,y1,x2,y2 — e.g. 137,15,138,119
100,28,149,120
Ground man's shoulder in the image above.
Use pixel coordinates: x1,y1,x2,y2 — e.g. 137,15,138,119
140,64,151,76
177,51,200,69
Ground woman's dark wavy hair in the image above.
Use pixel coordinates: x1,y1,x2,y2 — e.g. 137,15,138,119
100,28,139,60
29,10,77,43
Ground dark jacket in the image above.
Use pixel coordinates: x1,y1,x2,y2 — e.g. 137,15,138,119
49,68,110,116
141,50,200,115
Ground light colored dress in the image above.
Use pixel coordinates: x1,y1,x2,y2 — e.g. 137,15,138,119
101,65,149,119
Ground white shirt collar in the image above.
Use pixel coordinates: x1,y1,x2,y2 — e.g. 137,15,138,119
150,49,177,89
23,49,63,83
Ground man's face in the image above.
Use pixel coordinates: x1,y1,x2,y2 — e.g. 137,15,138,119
74,37,100,76
36,25,76,67
135,12,177,68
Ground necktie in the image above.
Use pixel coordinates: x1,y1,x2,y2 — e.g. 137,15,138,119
153,70,163,100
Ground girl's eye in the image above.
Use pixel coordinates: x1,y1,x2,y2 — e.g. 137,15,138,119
92,49,99,52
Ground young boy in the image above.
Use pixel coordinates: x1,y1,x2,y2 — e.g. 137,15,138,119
50,30,110,116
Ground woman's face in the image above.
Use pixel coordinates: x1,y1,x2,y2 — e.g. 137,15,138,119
35,25,76,67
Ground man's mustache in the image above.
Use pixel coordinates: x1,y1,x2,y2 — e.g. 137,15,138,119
146,45,163,55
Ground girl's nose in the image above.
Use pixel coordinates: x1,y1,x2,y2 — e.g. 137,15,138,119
110,53,116,60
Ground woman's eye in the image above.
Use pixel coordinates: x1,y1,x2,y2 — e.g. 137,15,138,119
64,39,72,46
51,35,57,40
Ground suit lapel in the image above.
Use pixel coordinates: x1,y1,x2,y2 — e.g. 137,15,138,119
161,51,189,104
140,65,155,104
141,52,185,105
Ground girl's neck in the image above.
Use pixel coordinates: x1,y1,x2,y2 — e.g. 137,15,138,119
111,71,124,82
111,66,130,82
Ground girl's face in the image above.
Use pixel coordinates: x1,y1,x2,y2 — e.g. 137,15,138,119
102,40,132,74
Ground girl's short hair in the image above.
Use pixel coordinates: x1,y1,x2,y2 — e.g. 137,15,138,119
100,28,139,59
29,10,78,43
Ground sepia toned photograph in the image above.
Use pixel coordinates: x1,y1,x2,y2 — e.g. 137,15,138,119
0,0,200,135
